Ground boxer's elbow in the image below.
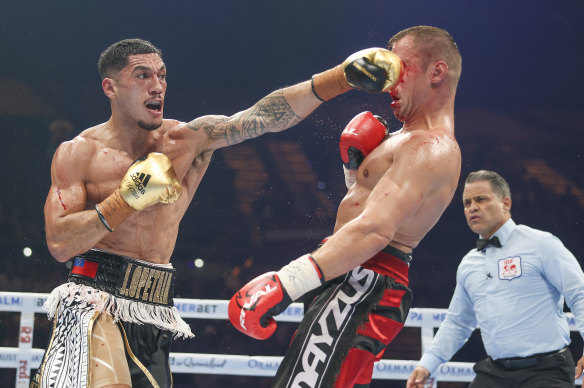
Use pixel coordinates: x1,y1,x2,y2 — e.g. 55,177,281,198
47,245,71,263
46,237,73,263
356,216,395,249
368,230,394,250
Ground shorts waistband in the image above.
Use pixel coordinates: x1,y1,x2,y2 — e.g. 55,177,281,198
493,347,568,370
68,249,175,307
361,245,411,286
379,245,412,265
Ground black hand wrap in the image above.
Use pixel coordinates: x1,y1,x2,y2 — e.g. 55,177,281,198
346,147,365,169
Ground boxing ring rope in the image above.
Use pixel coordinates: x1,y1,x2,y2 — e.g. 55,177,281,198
1,291,582,388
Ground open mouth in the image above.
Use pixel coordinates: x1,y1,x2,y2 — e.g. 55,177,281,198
389,92,400,107
145,100,163,112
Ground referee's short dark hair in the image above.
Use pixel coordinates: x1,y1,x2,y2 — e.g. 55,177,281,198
465,170,511,199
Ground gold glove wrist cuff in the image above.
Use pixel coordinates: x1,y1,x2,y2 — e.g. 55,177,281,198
96,190,136,231
312,64,351,101
95,205,113,232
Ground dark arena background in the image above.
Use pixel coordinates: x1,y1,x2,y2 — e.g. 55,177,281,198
1,1,583,387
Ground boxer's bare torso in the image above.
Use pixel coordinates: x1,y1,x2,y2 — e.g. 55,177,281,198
334,127,461,252
316,33,462,270
47,119,219,263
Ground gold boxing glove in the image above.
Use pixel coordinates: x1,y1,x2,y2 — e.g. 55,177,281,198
311,47,403,101
343,48,403,92
95,152,182,231
118,152,182,210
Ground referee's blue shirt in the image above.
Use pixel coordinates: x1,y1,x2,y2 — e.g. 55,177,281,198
419,219,584,375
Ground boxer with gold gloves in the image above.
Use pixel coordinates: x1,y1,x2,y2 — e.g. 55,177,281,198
36,36,405,388
229,26,463,387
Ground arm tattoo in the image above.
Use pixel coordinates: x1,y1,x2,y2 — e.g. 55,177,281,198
186,117,225,135
189,91,303,146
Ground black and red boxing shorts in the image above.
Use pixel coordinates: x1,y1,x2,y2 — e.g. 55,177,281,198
272,245,413,388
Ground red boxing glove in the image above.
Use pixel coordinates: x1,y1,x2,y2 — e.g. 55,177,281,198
229,254,324,340
228,271,290,340
339,111,388,169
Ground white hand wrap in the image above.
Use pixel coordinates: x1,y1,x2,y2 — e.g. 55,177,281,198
277,254,324,301
343,165,357,189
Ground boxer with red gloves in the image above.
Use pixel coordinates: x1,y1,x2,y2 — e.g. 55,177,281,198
229,110,389,340
229,26,463,388
340,111,389,188
228,111,389,340
229,50,403,341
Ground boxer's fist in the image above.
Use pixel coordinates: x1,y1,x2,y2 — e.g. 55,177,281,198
228,272,291,340
229,254,324,340
340,112,388,169
95,152,182,232
119,152,182,210
342,48,403,93
312,48,403,101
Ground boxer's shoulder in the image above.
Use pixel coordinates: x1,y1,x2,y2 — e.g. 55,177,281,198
394,128,459,161
54,129,100,163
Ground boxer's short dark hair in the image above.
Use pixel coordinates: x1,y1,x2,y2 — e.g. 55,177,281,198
98,38,162,79
388,26,462,85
